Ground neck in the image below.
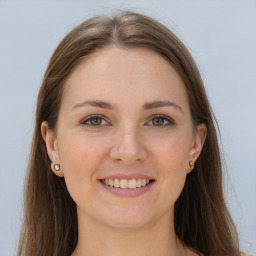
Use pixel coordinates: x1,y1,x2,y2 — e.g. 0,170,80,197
72,210,186,256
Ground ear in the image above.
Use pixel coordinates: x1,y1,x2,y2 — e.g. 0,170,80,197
41,121,64,177
189,123,207,163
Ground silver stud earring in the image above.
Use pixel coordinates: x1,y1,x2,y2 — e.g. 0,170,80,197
189,161,195,167
186,161,195,174
54,164,60,171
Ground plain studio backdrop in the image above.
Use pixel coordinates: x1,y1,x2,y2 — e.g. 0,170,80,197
0,0,255,255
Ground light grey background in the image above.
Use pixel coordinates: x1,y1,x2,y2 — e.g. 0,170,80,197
0,0,255,255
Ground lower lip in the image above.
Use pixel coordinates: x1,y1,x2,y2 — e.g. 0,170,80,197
99,181,155,197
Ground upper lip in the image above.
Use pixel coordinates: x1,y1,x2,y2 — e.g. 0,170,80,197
99,174,155,180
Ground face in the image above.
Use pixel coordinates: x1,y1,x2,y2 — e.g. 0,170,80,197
42,46,206,230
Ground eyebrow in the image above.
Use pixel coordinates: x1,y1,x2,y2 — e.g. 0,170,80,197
143,100,184,113
72,100,183,113
72,100,115,111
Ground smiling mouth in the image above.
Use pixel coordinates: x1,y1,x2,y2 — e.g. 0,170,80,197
100,178,154,189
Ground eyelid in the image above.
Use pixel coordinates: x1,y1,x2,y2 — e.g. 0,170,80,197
81,114,110,126
145,114,175,127
80,114,174,127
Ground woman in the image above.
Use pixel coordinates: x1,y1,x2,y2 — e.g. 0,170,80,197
18,11,250,256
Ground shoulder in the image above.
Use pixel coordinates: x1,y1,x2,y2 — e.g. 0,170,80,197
240,252,255,256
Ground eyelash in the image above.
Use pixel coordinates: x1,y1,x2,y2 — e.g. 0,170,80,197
81,114,175,127
146,114,175,127
81,114,109,127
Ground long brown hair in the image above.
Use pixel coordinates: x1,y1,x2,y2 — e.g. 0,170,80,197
18,11,240,256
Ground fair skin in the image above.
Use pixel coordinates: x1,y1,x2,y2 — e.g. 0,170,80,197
42,46,206,256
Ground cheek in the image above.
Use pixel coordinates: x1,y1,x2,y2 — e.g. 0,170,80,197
57,132,109,199
153,132,191,171
59,131,107,168
151,133,190,201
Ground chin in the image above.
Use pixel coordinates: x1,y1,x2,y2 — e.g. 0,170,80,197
98,206,156,230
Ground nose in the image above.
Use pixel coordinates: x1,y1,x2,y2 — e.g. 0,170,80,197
109,125,147,165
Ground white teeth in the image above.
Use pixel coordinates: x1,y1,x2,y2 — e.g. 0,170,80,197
109,179,114,187
128,179,137,188
119,179,128,188
102,178,151,189
113,179,119,188
137,179,142,187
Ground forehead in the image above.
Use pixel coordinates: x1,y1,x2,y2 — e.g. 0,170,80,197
61,46,190,113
